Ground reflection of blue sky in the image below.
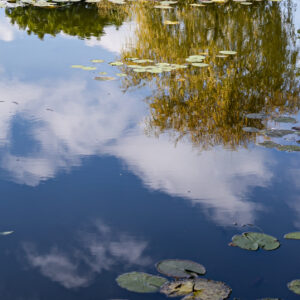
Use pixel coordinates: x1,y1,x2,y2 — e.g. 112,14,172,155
0,9,298,228
24,220,151,288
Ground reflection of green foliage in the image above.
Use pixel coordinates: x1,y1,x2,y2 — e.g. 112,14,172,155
5,2,127,39
122,1,300,149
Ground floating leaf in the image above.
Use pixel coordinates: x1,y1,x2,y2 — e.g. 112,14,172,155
288,280,300,295
265,129,294,137
276,145,300,152
116,73,127,77
246,113,266,119
273,116,297,123
258,141,280,149
116,272,167,293
161,278,231,300
284,232,300,240
156,259,206,278
91,59,104,63
219,50,237,55
191,63,209,67
110,61,123,66
0,231,14,235
230,232,280,251
94,76,116,81
242,127,260,133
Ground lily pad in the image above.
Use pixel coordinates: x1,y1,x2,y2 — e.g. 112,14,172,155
242,127,260,133
0,231,14,235
110,61,123,66
276,145,300,152
230,232,280,251
265,129,294,137
160,278,231,300
116,272,167,293
91,59,104,63
246,113,266,119
219,50,237,55
258,141,280,148
273,116,297,123
156,259,206,278
94,76,116,81
284,232,300,240
287,280,300,295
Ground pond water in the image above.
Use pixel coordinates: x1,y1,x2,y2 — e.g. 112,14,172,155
0,0,299,299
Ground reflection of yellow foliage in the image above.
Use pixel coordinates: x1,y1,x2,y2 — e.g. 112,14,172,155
121,1,300,149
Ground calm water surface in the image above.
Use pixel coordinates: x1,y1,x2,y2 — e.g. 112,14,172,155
0,0,299,299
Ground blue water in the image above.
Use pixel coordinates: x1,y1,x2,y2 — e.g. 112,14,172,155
0,1,299,299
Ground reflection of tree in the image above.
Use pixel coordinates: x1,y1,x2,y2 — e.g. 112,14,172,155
5,2,127,39
122,1,300,149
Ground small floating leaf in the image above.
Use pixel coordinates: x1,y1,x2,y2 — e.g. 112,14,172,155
191,63,209,67
219,50,237,55
265,129,294,137
288,280,300,295
91,59,104,63
116,272,167,293
161,278,231,300
258,141,280,148
284,232,300,240
276,145,300,152
94,76,116,81
116,73,127,77
242,127,260,133
0,231,14,235
273,116,297,123
110,61,123,66
156,259,206,278
230,232,280,251
246,113,266,119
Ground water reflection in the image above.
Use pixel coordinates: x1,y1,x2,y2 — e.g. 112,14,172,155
24,220,151,288
5,2,127,39
121,0,300,149
0,0,299,227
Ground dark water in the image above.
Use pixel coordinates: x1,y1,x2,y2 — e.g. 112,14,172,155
0,0,299,299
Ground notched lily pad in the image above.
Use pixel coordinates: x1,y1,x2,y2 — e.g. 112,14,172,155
116,272,167,293
156,259,206,278
94,76,116,81
230,232,280,251
161,278,231,300
284,232,300,240
246,113,266,119
288,279,300,295
265,129,294,137
276,145,300,152
242,127,260,133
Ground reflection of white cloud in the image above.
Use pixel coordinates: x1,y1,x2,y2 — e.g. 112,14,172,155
0,17,19,42
25,220,151,289
109,134,274,225
0,69,275,225
85,22,136,53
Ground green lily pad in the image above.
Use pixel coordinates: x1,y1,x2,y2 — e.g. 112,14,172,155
91,59,104,63
273,116,297,123
116,73,127,77
284,232,300,240
160,278,231,300
110,61,123,66
230,232,280,251
0,231,14,235
258,141,280,148
219,50,237,55
265,129,294,137
156,259,206,278
246,113,266,119
242,127,260,133
116,272,167,293
94,76,116,81
288,280,300,295
186,55,206,62
276,145,300,152
191,63,209,67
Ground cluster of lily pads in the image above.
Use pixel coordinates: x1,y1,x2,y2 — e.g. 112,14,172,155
242,113,300,152
116,232,300,299
116,259,232,300
0,0,125,8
